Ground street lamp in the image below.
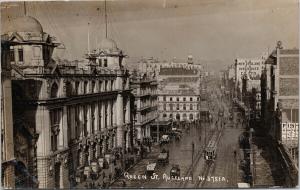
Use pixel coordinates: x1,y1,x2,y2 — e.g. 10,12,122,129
250,127,255,186
191,141,195,184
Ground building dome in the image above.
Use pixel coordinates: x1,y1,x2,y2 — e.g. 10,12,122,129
2,16,43,34
99,38,118,51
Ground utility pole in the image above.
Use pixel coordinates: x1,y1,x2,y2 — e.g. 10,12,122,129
191,142,195,183
24,1,27,16
104,0,108,38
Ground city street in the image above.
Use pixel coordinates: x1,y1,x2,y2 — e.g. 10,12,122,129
111,80,244,188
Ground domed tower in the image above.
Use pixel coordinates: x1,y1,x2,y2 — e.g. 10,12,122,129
187,55,193,64
1,16,59,69
87,37,125,70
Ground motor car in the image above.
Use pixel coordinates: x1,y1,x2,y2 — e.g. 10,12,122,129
157,149,169,165
161,135,170,143
170,165,180,177
145,162,156,176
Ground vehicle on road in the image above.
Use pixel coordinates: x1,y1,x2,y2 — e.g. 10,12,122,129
160,135,170,143
170,165,180,177
204,131,221,161
157,148,169,165
145,162,156,176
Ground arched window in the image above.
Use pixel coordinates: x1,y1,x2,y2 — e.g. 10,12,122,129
50,83,59,98
84,81,88,94
75,81,80,95
183,113,187,120
183,104,186,110
190,104,193,110
189,114,194,120
66,81,72,97
92,81,96,93
169,104,173,111
176,114,180,120
99,81,102,92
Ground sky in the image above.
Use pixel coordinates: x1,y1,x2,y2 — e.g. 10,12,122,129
1,0,299,71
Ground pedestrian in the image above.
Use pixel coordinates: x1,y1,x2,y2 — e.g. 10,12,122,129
122,180,126,187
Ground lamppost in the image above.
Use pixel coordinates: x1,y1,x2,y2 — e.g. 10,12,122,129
250,127,255,186
191,141,195,183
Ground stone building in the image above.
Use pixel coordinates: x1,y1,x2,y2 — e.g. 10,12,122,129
157,57,201,122
1,39,15,188
260,42,299,166
158,90,201,121
130,71,158,145
1,15,132,188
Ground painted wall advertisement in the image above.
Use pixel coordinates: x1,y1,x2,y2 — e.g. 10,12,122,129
281,122,299,147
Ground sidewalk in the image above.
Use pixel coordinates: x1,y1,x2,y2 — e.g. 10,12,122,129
252,137,285,187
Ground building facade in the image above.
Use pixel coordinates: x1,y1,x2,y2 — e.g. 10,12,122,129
260,42,299,166
234,58,265,93
157,57,201,122
130,71,158,144
158,94,200,121
1,15,132,188
1,40,16,188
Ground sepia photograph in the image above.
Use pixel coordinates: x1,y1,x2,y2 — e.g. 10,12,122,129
0,0,299,189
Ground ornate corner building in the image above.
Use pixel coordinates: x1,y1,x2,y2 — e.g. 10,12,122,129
1,15,132,188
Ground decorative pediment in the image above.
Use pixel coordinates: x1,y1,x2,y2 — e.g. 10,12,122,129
9,32,24,42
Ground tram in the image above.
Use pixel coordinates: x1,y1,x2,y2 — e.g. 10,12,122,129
204,131,221,161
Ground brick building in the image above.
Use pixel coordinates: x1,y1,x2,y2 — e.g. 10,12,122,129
261,41,299,165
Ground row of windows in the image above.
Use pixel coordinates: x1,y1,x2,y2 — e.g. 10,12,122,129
161,113,199,120
51,101,123,151
239,67,260,71
162,96,199,102
10,49,23,62
9,46,51,63
50,79,116,98
237,62,262,66
95,58,108,67
162,103,199,111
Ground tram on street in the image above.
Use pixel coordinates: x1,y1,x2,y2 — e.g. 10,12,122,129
204,131,220,161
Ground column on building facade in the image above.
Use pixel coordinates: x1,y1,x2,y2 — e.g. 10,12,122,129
101,103,105,130
86,104,91,136
108,100,112,128
102,137,106,155
88,143,94,164
58,109,64,149
94,102,99,132
113,100,117,126
116,93,124,147
126,131,130,150
62,106,68,148
79,105,84,138
126,98,130,123
36,106,51,188
96,141,101,158
69,106,74,139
